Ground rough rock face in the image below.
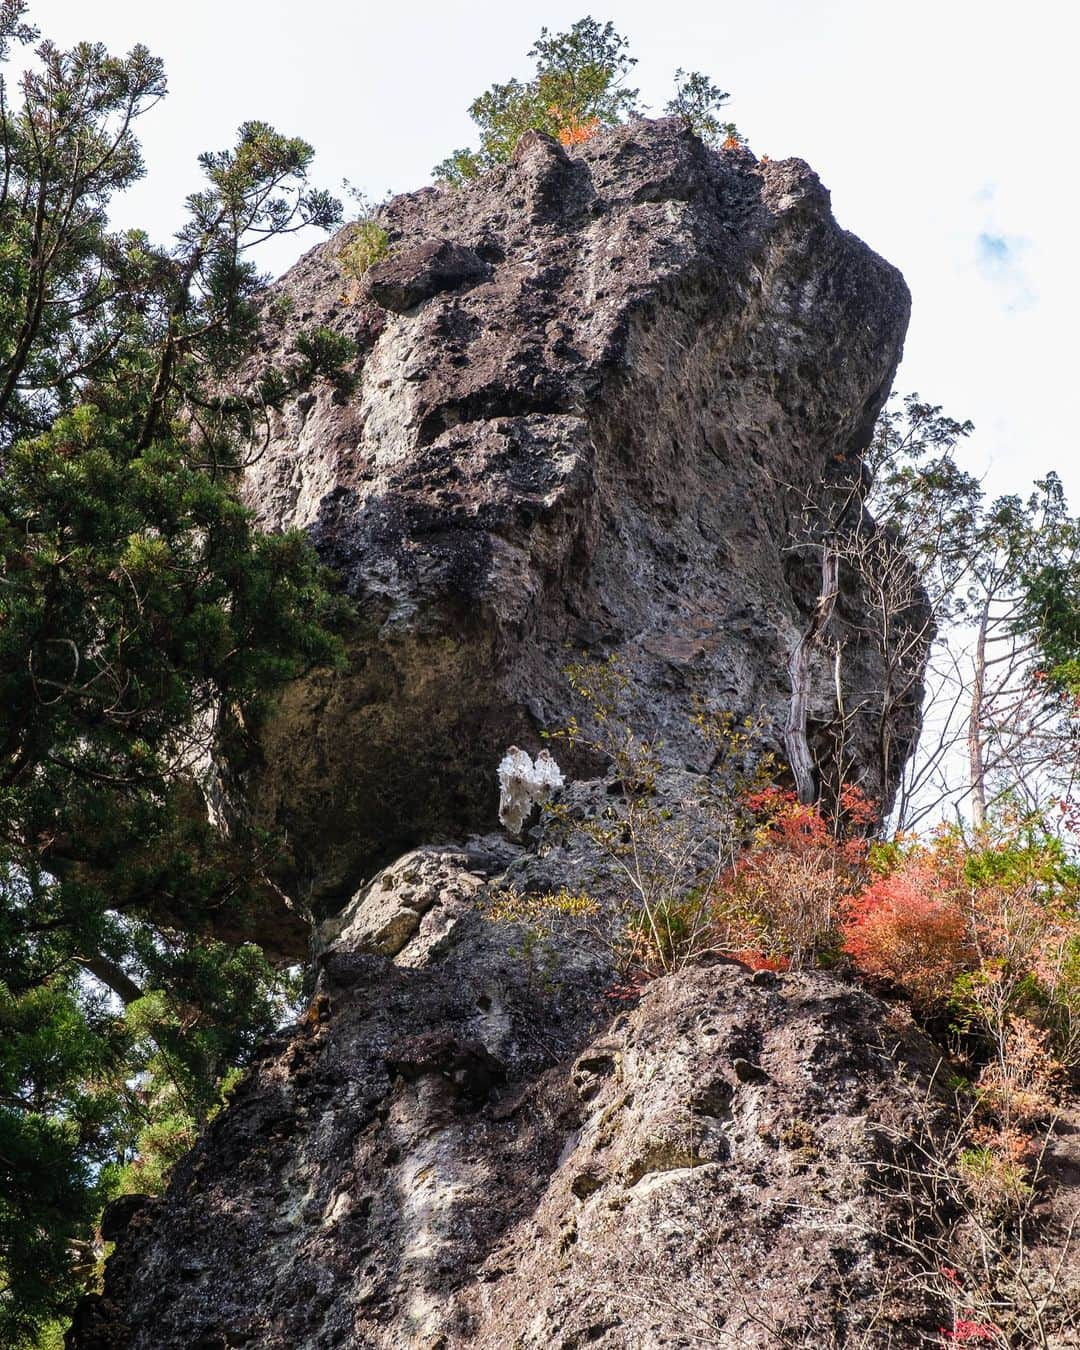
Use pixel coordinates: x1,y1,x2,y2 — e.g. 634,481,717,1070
230,117,915,913
72,122,939,1348
72,841,953,1350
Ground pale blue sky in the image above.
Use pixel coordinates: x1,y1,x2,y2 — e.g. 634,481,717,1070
27,0,1080,499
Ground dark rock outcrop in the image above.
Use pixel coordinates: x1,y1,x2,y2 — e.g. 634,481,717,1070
230,117,917,916
74,121,941,1348
73,844,952,1349
363,238,492,312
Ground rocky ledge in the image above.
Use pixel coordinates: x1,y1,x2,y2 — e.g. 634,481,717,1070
71,842,957,1349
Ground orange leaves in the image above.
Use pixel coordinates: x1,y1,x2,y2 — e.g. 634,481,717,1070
840,782,878,830
557,116,600,147
841,832,975,1008
841,865,973,1009
716,787,875,968
974,1015,1061,1125
730,949,790,973
547,104,601,147
741,784,871,867
840,822,1080,1033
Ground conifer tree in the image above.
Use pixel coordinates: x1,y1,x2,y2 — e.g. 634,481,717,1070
0,6,352,1340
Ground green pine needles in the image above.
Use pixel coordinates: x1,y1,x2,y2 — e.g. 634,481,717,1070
0,5,352,1341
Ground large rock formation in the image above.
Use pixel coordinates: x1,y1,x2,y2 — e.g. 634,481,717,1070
71,841,953,1349
71,121,953,1348
227,116,916,916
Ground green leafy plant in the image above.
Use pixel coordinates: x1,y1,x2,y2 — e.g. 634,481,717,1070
337,218,390,286
434,20,747,186
435,18,640,186
666,69,743,148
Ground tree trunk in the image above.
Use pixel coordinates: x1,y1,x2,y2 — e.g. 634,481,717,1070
968,596,990,829
76,954,145,1006
786,546,839,804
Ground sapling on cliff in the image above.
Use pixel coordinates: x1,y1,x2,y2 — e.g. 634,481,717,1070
433,19,741,186
434,18,640,185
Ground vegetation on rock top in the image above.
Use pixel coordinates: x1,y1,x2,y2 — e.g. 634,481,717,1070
433,16,741,187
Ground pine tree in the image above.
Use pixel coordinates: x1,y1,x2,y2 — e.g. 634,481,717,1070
0,6,352,1340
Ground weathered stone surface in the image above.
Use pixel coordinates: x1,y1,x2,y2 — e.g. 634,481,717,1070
230,115,917,913
97,1194,151,1245
73,121,949,1349
318,845,484,963
75,842,955,1349
362,237,492,312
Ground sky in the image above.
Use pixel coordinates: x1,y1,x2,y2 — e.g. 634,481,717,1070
25,0,1080,501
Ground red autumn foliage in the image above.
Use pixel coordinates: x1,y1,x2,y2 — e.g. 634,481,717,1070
741,785,874,866
841,820,1080,1033
839,781,879,829
713,787,874,968
940,1317,997,1344
603,972,650,1002
841,857,973,1009
730,949,790,973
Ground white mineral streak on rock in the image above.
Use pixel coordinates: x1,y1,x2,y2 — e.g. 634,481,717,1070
497,746,564,836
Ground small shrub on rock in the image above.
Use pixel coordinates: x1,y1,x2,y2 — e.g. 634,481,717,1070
337,218,390,292
842,821,1080,1072
712,785,873,970
842,857,973,1010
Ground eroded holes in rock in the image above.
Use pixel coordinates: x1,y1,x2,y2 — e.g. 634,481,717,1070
570,1171,604,1199
624,1141,701,1186
689,1078,735,1121
572,1050,618,1098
